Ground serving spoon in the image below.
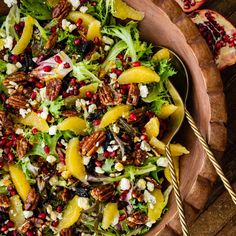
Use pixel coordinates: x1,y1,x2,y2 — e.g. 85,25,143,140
161,47,236,235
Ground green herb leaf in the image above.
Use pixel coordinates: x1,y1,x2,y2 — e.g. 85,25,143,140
102,159,114,172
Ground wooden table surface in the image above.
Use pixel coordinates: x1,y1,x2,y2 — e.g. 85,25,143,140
189,0,236,235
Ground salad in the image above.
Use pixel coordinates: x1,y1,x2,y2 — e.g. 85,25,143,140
0,0,190,235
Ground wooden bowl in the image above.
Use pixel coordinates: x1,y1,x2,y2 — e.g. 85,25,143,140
0,0,227,235
125,0,227,235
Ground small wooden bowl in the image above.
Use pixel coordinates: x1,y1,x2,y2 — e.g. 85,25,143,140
125,0,227,235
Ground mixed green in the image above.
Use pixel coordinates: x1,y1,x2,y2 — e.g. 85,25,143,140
0,0,189,235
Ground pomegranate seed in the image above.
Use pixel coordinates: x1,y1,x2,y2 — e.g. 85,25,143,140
95,160,103,167
129,113,138,121
44,145,50,154
38,212,46,219
93,119,100,126
6,140,13,147
109,151,116,157
141,134,149,141
7,221,14,228
32,128,38,134
132,61,141,67
35,82,44,88
63,62,70,69
7,185,14,191
119,190,129,201
85,91,93,98
91,1,97,6
70,78,77,85
104,151,110,158
10,189,17,196
19,21,25,27
119,214,126,221
117,54,124,60
94,37,101,46
10,55,19,63
31,91,37,100
1,94,6,102
1,225,8,232
78,81,86,87
54,55,62,64
62,91,68,98
47,113,52,122
43,66,52,72
111,68,122,76
51,220,59,227
8,153,15,161
76,18,83,27
56,205,63,213
145,111,155,119
4,148,10,154
26,231,34,236
14,24,21,31
74,39,81,45
50,26,57,33
11,230,18,236
120,89,127,95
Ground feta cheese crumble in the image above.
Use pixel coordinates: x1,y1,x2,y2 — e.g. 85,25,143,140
68,0,80,10
4,0,17,8
23,210,33,219
78,197,90,210
80,6,88,13
6,63,17,75
156,157,168,167
119,178,130,190
140,140,151,152
49,125,57,135
95,167,105,174
4,36,13,50
136,179,146,190
139,84,149,98
46,155,57,164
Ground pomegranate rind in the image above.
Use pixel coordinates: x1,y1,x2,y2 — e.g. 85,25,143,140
192,9,236,70
175,0,206,13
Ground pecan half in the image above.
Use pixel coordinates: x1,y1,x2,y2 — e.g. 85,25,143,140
46,78,62,100
7,95,29,109
24,188,40,211
61,110,78,117
30,217,44,228
18,220,33,234
60,228,72,236
91,184,114,202
3,72,29,88
127,211,148,227
59,188,70,202
133,149,147,166
0,194,10,208
80,130,106,156
98,83,122,106
16,137,29,158
132,188,144,202
44,32,58,50
52,0,72,21
127,83,140,106
0,110,13,131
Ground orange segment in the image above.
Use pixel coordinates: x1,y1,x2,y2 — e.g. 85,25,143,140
66,138,86,182
57,117,87,135
145,117,160,138
12,15,35,55
99,105,132,129
112,0,144,21
9,164,31,201
102,202,119,229
152,48,170,61
158,104,178,119
118,66,160,84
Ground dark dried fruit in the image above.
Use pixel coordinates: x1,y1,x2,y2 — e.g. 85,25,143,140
16,137,29,158
52,0,72,21
91,184,114,202
46,78,62,100
75,187,90,198
98,83,122,106
7,95,29,109
24,188,40,211
60,228,72,236
133,149,147,166
0,194,10,209
127,83,140,106
80,130,106,156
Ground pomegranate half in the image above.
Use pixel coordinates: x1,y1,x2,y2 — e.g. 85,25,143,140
191,9,236,70
175,0,206,13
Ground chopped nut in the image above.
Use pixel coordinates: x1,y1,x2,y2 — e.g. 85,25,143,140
24,188,40,211
44,32,58,50
98,83,122,106
0,194,10,208
0,110,13,131
60,228,72,236
91,184,114,202
127,83,140,106
127,211,148,227
80,130,106,156
133,149,147,166
46,78,62,100
132,188,144,202
3,71,29,87
16,137,29,158
59,188,70,202
7,95,29,109
52,0,72,21
61,110,78,117
30,217,44,228
18,220,33,234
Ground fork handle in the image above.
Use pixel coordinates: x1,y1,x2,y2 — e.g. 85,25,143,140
166,145,189,236
185,108,236,205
